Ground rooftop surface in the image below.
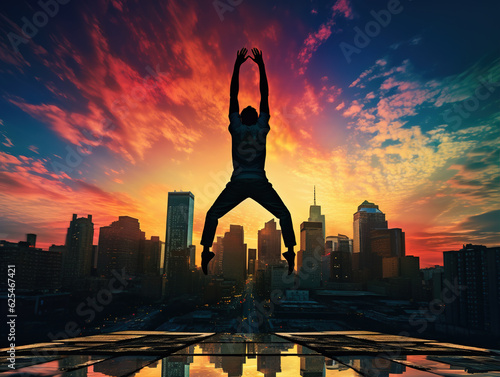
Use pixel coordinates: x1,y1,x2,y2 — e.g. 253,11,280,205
2,331,500,376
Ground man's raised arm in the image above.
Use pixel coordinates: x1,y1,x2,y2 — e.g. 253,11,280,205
250,48,269,115
229,48,249,115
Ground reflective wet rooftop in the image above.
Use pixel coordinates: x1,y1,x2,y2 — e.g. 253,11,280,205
2,331,500,376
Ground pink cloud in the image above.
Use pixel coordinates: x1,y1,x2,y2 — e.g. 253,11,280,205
332,0,353,19
296,0,353,75
297,22,333,74
0,151,22,166
343,100,363,117
2,135,13,147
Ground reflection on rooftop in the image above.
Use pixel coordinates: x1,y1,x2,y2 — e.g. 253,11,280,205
2,331,500,376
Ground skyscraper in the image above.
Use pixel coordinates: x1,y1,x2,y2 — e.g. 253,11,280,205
258,219,281,267
210,236,224,275
222,225,247,284
325,234,352,282
140,236,162,276
370,228,405,279
62,214,94,288
298,221,324,289
97,216,145,278
308,186,326,241
26,233,36,247
188,244,196,270
0,235,62,291
353,200,387,271
370,228,405,258
444,244,500,336
248,248,257,275
164,191,194,274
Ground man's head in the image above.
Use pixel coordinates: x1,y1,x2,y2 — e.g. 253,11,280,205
241,106,258,126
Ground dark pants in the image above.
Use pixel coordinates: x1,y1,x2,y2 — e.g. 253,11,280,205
201,178,296,248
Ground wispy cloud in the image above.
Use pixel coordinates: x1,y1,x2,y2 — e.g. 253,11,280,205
296,0,354,74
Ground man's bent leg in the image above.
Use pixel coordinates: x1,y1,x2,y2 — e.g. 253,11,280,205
200,181,247,247
250,181,296,247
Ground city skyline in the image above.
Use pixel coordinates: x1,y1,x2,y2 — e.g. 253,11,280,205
1,0,499,269
0,193,496,269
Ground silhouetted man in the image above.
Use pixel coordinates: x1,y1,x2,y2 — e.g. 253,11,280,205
201,48,296,275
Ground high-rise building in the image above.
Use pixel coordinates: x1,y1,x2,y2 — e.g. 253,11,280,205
400,255,419,278
298,221,324,271
188,244,196,270
370,228,405,278
353,200,387,271
168,248,191,296
325,234,352,254
257,352,282,377
382,256,399,278
26,233,36,247
258,219,282,268
248,248,257,275
62,214,94,289
299,346,325,377
298,221,324,289
222,225,247,284
140,236,162,276
0,235,62,291
138,236,163,299
97,216,145,278
370,228,405,258
161,354,191,376
210,236,224,275
444,244,500,336
324,234,352,282
308,186,326,241
164,191,194,274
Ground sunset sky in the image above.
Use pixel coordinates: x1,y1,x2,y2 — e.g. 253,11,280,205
0,0,499,267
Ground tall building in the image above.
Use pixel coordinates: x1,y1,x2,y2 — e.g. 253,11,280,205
188,244,196,270
370,228,405,258
0,235,62,291
210,236,224,275
258,219,282,267
325,235,353,254
370,228,405,278
298,221,324,289
308,186,326,241
248,248,257,275
97,216,145,278
26,233,37,247
444,244,500,336
298,221,324,271
353,200,387,271
168,248,191,296
222,225,247,284
400,255,419,278
62,214,94,289
324,234,352,282
140,236,162,276
164,191,194,274
299,346,325,377
161,354,191,376
382,256,399,278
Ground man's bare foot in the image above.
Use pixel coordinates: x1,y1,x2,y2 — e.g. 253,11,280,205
282,251,295,275
201,251,215,275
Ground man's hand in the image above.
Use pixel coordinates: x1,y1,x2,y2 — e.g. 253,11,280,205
235,48,249,66
250,48,264,66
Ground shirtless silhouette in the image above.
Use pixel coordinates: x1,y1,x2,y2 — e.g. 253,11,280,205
201,48,296,275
